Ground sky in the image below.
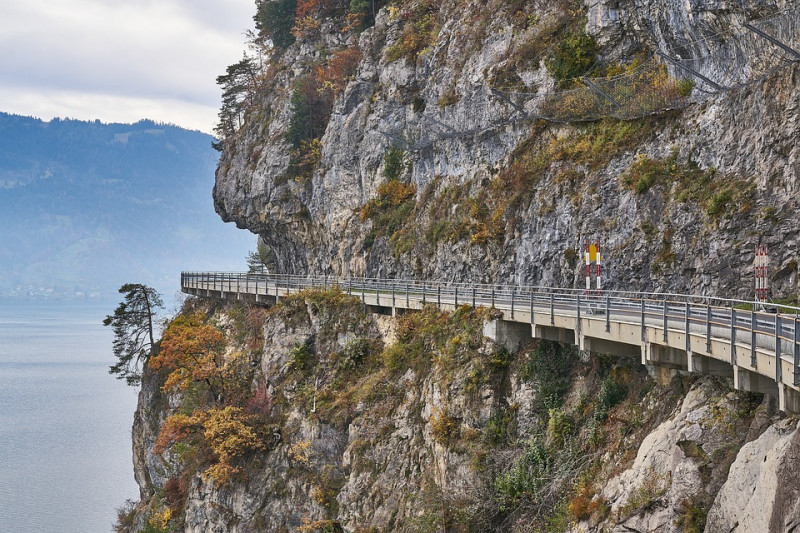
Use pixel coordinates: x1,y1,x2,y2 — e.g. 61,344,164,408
0,0,256,133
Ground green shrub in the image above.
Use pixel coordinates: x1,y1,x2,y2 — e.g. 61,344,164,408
290,341,315,372
383,146,405,181
521,340,577,410
593,375,627,422
255,0,297,49
495,436,550,511
546,29,596,85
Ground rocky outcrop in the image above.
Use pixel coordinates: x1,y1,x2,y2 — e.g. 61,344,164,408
706,417,800,532
214,0,800,298
124,295,800,532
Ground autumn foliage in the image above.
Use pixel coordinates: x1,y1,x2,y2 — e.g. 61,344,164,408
156,407,267,485
151,304,274,487
149,313,226,395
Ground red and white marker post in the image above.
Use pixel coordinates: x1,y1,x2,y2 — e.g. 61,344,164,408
584,240,602,297
755,244,769,303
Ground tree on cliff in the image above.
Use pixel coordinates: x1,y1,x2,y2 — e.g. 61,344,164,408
104,283,163,386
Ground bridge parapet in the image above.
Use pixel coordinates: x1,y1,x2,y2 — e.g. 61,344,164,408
181,271,800,412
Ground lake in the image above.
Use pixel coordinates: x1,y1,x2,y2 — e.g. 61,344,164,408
0,299,140,533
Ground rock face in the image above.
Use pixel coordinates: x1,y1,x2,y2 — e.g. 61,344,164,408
706,418,800,532
124,295,800,532
124,0,800,531
213,0,800,299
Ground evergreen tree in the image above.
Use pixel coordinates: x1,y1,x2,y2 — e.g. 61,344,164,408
104,283,163,386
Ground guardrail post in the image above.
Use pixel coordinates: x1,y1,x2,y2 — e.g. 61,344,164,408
662,299,668,342
376,281,380,306
348,278,352,296
775,314,782,383
706,305,712,352
472,287,476,309
454,286,458,307
685,302,690,352
511,287,515,320
605,294,610,333
530,291,534,324
406,283,410,307
550,293,555,325
392,282,396,309
422,281,426,305
437,284,441,307
576,293,582,336
730,309,736,365
641,299,646,342
794,318,799,386
751,309,757,368
491,288,495,309
361,278,365,304
324,275,327,290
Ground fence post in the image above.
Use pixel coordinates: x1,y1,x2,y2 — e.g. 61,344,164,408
776,314,782,383
794,318,799,386
530,291,534,324
511,287,515,320
641,299,646,342
685,302,691,353
730,309,736,365
751,309,757,368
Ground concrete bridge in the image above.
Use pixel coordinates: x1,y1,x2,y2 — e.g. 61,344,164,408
181,271,800,412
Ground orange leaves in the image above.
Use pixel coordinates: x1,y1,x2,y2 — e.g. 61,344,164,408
155,407,266,486
154,413,200,455
315,47,362,94
149,313,226,393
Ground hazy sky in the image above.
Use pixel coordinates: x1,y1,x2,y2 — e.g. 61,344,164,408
0,0,255,133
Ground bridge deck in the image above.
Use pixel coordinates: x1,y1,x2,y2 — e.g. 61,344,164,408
181,272,800,412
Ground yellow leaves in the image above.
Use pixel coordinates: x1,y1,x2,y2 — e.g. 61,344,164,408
289,439,314,465
203,406,265,464
156,406,266,486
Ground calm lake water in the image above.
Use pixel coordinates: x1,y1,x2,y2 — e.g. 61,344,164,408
0,299,140,533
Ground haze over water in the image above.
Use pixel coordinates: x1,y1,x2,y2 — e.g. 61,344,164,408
0,299,140,533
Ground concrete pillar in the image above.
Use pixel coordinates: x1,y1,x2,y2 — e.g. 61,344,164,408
779,384,800,413
533,324,575,345
484,319,532,351
734,366,778,395
646,344,688,370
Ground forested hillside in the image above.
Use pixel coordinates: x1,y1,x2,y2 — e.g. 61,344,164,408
0,113,253,298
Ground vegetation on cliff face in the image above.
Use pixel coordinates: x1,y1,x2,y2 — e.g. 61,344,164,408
121,291,775,532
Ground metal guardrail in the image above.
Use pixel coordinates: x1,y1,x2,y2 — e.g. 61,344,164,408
181,271,800,388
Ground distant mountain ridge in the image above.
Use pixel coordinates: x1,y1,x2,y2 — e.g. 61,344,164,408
0,112,254,299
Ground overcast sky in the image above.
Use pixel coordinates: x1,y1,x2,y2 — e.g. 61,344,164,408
0,0,255,133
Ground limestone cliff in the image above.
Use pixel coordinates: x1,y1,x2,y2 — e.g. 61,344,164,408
213,0,800,299
121,293,799,532
120,0,800,531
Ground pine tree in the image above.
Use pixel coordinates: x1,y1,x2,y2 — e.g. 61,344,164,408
103,283,163,386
